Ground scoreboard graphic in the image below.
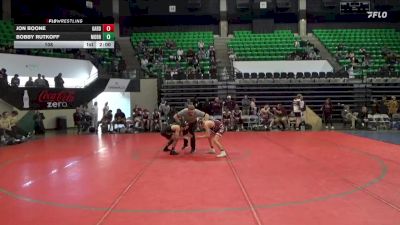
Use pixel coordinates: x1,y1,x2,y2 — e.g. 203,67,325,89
14,18,115,49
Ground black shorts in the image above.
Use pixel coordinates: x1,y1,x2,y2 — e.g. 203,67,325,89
294,112,301,117
160,127,173,139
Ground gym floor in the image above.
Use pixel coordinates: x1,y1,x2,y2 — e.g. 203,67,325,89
0,131,399,225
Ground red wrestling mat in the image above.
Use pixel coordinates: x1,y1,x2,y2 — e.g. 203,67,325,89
0,131,399,225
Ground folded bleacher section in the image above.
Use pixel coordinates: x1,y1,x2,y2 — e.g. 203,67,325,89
314,28,400,77
131,31,214,79
228,30,302,61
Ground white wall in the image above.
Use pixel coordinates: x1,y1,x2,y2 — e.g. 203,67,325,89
1,53,98,88
94,92,131,119
130,79,158,112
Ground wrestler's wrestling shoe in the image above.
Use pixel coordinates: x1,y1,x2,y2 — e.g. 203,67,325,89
208,148,216,154
216,151,227,158
170,150,179,155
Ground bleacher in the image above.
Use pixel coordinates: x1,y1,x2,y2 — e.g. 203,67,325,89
228,30,302,61
131,31,214,78
314,28,400,76
0,20,14,48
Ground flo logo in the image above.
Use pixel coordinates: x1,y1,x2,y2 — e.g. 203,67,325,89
367,11,388,18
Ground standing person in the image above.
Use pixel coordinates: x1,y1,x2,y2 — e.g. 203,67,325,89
33,110,45,135
197,119,227,158
73,107,83,134
91,102,99,130
54,73,64,88
293,94,302,131
42,75,49,88
11,74,20,87
102,102,109,119
25,77,34,87
160,121,190,155
321,98,334,129
173,104,209,153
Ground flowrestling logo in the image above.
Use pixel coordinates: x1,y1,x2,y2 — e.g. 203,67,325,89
367,11,388,19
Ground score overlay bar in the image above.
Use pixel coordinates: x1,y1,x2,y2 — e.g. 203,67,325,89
14,41,115,49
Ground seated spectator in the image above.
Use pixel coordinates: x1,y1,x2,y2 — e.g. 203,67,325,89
0,112,20,141
341,105,357,129
250,98,257,115
259,105,274,130
11,74,20,87
25,77,34,87
241,95,251,116
177,48,184,61
232,105,244,131
150,109,161,131
222,108,232,131
357,106,369,129
10,111,29,138
101,110,113,133
223,95,236,112
388,96,399,118
113,109,126,132
198,40,205,50
272,104,288,130
54,73,64,88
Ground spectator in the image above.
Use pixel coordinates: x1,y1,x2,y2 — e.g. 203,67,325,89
113,109,126,131
101,110,113,133
321,98,334,129
0,68,9,87
33,110,45,134
358,106,369,129
11,74,20,87
259,104,274,130
272,104,288,130
158,99,171,117
73,107,83,134
10,111,29,138
102,102,109,118
90,102,99,130
341,105,357,129
241,95,250,115
211,97,222,116
42,75,49,88
232,104,244,131
25,77,34,87
371,99,379,114
198,40,205,50
250,98,257,115
224,95,236,112
54,73,64,88
388,96,399,118
1,112,19,139
34,74,45,87
379,96,389,115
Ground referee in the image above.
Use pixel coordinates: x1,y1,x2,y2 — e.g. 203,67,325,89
173,104,209,153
